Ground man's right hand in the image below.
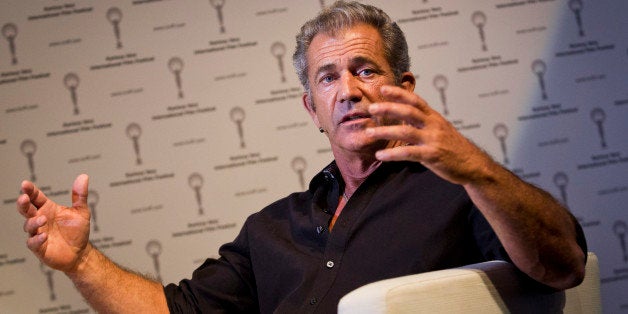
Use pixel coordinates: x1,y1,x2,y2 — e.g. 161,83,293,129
17,174,92,274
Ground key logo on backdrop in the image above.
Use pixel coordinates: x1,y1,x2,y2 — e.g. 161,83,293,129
568,0,585,37
531,59,548,100
146,240,163,283
106,7,123,49
168,57,185,99
209,0,227,34
291,156,307,190
40,263,56,301
471,11,488,52
432,75,449,116
2,23,18,65
188,173,205,215
230,107,246,149
63,72,81,115
20,139,37,182
271,42,287,83
553,171,569,207
492,123,509,165
614,220,627,262
590,108,607,149
88,189,100,232
126,123,143,165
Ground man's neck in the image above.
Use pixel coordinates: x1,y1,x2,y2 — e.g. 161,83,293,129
332,140,403,196
333,151,382,197
328,154,381,232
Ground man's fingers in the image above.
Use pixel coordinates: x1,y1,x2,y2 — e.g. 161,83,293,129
366,124,423,144
23,215,47,235
380,85,431,113
374,145,424,162
369,102,426,128
26,232,47,253
17,194,38,218
371,85,437,127
21,180,48,209
72,174,89,208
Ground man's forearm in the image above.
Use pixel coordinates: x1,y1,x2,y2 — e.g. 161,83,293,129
66,244,169,313
463,161,585,290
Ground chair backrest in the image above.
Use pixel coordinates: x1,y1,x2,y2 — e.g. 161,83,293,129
338,252,600,313
564,252,601,313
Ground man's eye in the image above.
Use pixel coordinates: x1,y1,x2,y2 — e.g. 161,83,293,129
321,75,335,83
359,69,374,76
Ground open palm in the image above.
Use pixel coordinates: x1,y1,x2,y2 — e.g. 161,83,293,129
19,174,92,273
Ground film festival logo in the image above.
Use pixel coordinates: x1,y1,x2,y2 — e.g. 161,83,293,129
568,0,585,37
493,123,509,165
40,262,57,301
271,42,287,83
126,122,143,165
230,106,246,149
291,156,307,190
614,220,627,263
89,189,100,232
146,240,163,283
471,11,488,52
2,22,18,65
21,139,37,182
188,172,205,215
63,72,81,115
106,7,124,49
531,59,548,100
209,0,226,34
168,57,185,99
433,75,449,116
553,171,569,207
319,0,325,9
590,108,607,149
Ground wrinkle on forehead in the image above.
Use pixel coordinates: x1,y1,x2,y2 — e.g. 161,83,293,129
314,40,377,65
308,26,384,69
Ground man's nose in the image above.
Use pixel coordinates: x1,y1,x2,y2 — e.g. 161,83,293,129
338,72,362,104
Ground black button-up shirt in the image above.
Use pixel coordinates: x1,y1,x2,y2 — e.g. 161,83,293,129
164,161,584,313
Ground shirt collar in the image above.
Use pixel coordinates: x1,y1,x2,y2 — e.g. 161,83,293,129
309,160,343,193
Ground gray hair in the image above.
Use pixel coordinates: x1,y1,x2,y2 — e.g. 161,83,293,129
292,1,410,92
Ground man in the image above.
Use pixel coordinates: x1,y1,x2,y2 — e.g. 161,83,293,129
18,1,586,313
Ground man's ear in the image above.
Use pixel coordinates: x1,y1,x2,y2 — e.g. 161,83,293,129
302,92,320,126
400,72,416,92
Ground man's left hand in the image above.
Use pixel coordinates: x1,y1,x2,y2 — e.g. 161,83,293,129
366,85,495,185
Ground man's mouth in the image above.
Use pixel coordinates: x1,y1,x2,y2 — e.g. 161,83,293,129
340,112,372,124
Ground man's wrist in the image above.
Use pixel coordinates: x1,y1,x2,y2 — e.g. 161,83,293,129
66,242,97,278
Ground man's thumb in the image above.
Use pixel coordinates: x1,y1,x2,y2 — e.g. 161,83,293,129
71,174,89,208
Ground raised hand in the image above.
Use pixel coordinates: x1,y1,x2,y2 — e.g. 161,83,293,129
367,86,586,289
17,174,92,273
366,85,495,185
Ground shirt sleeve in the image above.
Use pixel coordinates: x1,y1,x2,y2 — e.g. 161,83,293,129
468,204,512,263
163,217,259,313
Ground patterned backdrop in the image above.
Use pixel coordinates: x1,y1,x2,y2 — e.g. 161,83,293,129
1,0,627,312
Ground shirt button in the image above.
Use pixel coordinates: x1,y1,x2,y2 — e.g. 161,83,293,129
326,260,334,268
310,298,318,305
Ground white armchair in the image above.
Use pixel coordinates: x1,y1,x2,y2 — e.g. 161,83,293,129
338,252,600,313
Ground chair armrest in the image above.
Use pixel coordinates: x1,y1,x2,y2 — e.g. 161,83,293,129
338,252,600,314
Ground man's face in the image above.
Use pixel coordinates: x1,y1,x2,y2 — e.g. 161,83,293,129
303,23,400,154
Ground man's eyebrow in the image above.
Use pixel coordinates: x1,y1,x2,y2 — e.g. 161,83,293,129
313,56,382,79
349,55,378,67
314,63,337,78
